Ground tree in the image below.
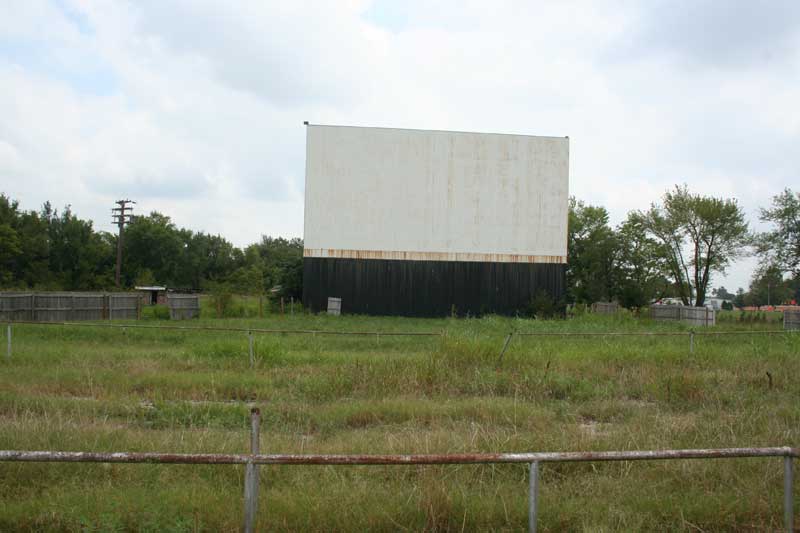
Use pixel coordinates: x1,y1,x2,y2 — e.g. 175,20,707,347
43,205,115,290
746,265,793,307
122,212,185,287
247,236,304,299
712,286,734,300
0,193,307,294
733,287,746,308
640,185,751,307
0,223,21,286
615,212,670,307
566,198,620,304
757,188,800,277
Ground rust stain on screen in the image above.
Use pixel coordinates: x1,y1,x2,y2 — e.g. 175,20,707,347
304,249,567,264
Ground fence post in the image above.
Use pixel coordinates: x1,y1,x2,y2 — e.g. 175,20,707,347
6,323,10,359
529,461,539,533
497,332,514,366
243,407,261,533
785,456,794,533
248,331,254,368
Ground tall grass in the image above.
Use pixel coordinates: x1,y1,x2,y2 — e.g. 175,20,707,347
0,313,797,530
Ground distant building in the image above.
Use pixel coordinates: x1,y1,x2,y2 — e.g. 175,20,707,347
302,124,569,317
655,297,731,310
135,286,167,305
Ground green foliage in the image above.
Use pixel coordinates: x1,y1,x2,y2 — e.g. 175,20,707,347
712,286,735,300
0,195,114,290
757,188,800,277
639,185,751,307
243,236,303,299
0,194,303,296
567,199,668,308
567,198,619,303
141,304,171,320
615,212,670,307
527,289,563,319
207,282,234,318
744,264,795,306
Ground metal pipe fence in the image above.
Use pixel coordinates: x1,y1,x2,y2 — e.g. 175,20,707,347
2,319,795,363
0,409,796,532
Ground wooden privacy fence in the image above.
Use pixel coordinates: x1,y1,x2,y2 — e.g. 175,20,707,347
0,292,140,322
786,310,800,331
650,305,716,327
167,294,200,320
0,409,796,533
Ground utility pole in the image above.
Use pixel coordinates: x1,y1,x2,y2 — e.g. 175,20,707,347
111,199,135,287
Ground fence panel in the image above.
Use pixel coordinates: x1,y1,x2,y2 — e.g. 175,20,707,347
0,293,34,321
71,293,106,321
167,294,200,320
109,293,139,320
785,310,800,331
0,292,140,322
591,302,618,314
650,305,715,327
31,293,73,322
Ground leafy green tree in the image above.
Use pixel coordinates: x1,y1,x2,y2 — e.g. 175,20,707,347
614,212,670,308
640,185,751,307
43,205,115,290
733,288,746,308
0,223,21,286
0,195,50,287
122,212,185,287
247,236,303,299
757,189,800,277
567,198,620,304
745,265,793,307
712,286,734,300
0,194,304,294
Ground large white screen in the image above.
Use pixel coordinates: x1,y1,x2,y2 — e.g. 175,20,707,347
304,125,569,263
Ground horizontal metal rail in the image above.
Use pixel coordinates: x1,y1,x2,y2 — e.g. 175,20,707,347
2,446,796,531
1,447,797,465
3,320,790,338
3,320,442,337
516,330,788,337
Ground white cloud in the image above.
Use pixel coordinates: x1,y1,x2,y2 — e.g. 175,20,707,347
1,0,798,291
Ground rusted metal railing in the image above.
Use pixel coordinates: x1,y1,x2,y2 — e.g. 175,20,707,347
0,409,796,532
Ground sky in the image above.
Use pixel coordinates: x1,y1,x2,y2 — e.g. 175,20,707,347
1,0,799,292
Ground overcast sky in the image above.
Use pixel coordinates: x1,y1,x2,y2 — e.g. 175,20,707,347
1,0,799,292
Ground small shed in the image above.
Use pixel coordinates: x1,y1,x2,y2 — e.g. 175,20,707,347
135,286,168,306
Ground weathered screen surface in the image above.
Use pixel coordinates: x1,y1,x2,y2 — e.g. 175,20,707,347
304,125,569,264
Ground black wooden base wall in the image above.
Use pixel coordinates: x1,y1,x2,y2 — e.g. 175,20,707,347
303,257,565,317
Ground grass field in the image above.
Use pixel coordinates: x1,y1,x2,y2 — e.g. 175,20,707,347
0,309,798,531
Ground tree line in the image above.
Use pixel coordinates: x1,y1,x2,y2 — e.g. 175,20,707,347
0,195,302,299
567,185,799,308
1,185,798,308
